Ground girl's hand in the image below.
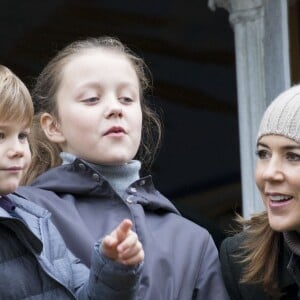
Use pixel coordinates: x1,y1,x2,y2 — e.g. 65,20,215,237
101,219,144,265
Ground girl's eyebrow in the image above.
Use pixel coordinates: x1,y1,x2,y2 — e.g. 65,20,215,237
75,81,100,91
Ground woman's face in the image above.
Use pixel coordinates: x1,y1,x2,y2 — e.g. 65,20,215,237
256,135,300,233
46,49,142,165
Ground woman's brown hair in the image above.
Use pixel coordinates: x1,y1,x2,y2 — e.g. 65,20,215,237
235,212,281,298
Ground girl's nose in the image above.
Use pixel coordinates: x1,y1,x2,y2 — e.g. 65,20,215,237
107,106,123,118
105,97,123,118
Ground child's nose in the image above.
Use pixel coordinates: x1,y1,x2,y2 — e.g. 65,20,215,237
7,140,24,158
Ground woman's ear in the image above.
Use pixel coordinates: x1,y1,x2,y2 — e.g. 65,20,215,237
40,113,66,143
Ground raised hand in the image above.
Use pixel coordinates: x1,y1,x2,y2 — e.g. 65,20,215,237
101,219,144,265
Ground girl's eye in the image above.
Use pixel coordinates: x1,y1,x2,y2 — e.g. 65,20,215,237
120,97,133,104
255,149,270,159
286,152,300,161
82,97,99,104
0,133,5,140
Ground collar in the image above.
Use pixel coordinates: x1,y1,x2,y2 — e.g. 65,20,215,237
0,195,16,212
0,195,44,254
29,158,181,215
278,234,299,289
283,231,300,256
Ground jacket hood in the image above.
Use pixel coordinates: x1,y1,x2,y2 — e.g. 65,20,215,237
30,159,180,215
0,194,47,253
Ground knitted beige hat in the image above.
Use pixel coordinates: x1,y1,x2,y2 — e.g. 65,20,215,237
257,85,300,143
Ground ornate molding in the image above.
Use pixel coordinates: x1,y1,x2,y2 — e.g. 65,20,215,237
208,0,231,11
229,7,263,24
208,0,264,14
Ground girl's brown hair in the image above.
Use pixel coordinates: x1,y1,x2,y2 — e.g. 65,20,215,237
23,36,162,184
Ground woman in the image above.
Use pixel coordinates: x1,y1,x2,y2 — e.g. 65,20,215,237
220,85,300,299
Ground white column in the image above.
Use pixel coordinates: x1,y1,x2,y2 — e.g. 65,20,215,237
208,0,290,218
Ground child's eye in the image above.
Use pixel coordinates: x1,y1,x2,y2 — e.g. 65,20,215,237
286,152,300,161
18,132,29,141
0,133,5,140
255,149,270,159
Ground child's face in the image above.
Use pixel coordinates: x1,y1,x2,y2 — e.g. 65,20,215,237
0,121,31,195
51,49,142,165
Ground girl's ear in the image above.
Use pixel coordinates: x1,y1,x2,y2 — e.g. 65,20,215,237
40,113,66,143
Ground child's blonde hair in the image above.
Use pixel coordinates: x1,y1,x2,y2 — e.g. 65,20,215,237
0,65,33,126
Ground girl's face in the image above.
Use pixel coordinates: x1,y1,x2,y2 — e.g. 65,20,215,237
0,121,31,195
255,135,300,233
48,49,142,165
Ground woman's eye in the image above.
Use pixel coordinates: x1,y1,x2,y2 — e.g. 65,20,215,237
286,152,300,161
255,149,269,159
0,133,5,140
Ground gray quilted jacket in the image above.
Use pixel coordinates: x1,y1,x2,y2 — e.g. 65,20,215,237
17,158,229,300
0,194,142,299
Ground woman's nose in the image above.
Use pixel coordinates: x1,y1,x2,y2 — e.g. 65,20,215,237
262,158,284,181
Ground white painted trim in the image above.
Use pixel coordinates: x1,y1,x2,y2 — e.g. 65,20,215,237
281,0,291,88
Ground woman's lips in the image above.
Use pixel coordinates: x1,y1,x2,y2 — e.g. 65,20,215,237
267,193,293,208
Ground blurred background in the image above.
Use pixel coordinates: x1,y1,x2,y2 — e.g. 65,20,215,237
0,0,242,248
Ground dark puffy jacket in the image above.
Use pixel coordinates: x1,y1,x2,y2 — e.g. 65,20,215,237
0,193,142,299
17,158,229,300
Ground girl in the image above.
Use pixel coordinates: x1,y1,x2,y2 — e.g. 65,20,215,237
220,85,300,299
18,36,229,300
0,64,143,299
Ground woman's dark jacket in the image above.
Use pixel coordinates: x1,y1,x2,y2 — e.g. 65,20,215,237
17,158,229,300
220,232,300,299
